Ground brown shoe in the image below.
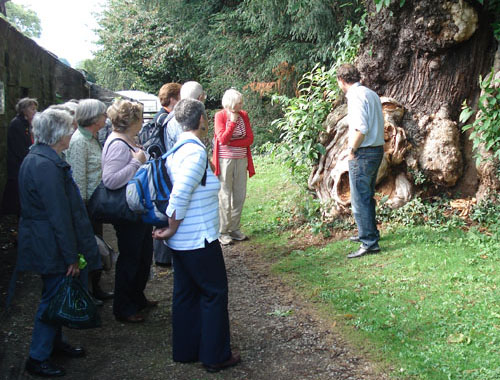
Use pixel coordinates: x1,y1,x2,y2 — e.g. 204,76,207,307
116,313,145,323
203,352,241,373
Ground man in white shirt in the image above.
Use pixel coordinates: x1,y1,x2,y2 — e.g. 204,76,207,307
337,64,385,259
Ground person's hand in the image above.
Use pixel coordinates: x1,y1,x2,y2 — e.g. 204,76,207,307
228,110,239,123
348,149,356,161
132,149,147,164
66,262,80,277
152,227,175,240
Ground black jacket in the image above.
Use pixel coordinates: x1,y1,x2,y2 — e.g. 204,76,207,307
1,115,32,215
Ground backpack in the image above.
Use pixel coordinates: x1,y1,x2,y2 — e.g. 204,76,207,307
137,112,170,159
126,139,207,227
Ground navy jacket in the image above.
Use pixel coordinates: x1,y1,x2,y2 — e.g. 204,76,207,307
17,144,100,274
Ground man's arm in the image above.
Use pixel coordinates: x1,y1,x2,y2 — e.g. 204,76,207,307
348,130,365,160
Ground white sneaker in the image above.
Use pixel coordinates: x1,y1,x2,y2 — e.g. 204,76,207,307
229,230,247,241
219,234,233,246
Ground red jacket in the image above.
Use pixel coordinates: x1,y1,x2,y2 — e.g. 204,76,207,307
212,109,255,178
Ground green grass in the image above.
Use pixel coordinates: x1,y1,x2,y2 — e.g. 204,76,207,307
241,156,500,380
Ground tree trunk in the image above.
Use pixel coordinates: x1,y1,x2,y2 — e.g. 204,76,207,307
310,0,498,213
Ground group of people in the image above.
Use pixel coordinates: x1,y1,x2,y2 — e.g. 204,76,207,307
4,62,385,378
5,80,256,377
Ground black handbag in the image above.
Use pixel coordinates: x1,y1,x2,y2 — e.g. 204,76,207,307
88,181,138,224
87,138,139,224
41,277,101,329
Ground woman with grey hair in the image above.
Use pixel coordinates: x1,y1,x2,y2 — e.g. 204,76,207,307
213,88,255,245
1,97,38,215
66,99,114,302
17,108,100,377
153,98,240,373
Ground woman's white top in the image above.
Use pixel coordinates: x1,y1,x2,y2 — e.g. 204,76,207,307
165,132,221,250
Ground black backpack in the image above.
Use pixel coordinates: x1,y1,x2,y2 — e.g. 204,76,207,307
138,112,170,159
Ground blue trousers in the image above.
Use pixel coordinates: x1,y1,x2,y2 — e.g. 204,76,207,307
171,240,231,366
348,146,384,250
29,274,65,361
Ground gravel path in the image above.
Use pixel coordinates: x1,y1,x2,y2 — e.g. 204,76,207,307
0,222,387,379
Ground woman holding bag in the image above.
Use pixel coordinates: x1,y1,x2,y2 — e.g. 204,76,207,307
18,108,100,377
102,99,157,323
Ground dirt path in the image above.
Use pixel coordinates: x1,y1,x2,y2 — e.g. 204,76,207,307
1,221,387,380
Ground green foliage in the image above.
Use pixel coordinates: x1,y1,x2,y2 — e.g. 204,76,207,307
243,157,500,380
378,197,465,230
271,14,366,175
93,0,364,148
2,1,41,38
460,70,500,165
94,0,198,92
470,194,500,235
273,226,500,380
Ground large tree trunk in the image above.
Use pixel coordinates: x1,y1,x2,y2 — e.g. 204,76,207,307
310,0,498,215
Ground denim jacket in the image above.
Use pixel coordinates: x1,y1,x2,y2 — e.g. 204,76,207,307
17,144,100,274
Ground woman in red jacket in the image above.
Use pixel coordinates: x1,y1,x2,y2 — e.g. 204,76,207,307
212,89,255,245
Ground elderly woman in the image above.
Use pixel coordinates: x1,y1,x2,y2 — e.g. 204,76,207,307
17,108,100,378
153,98,240,373
66,99,113,302
102,99,156,323
1,97,38,216
213,89,255,245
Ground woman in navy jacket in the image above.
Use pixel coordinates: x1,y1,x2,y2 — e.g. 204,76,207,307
17,108,100,378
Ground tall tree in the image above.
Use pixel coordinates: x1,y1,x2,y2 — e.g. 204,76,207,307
309,0,499,213
2,1,41,38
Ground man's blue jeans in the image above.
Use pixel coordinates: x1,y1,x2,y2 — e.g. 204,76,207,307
348,146,384,250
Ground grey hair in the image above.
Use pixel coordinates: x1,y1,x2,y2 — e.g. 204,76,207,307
49,102,79,125
174,99,206,131
180,81,205,101
221,88,243,110
15,97,38,115
32,108,75,145
76,99,107,127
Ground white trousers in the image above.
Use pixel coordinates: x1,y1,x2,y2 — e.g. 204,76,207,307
218,157,248,234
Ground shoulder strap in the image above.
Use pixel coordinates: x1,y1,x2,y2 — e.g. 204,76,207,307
104,138,135,155
163,139,208,186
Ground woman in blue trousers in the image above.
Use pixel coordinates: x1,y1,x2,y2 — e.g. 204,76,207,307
17,108,100,377
153,98,240,373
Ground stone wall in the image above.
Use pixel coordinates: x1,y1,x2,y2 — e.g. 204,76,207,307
0,17,89,192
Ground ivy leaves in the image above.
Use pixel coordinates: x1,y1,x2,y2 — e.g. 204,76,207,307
461,71,500,165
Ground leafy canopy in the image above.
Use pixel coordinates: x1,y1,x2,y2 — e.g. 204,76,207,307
1,1,41,38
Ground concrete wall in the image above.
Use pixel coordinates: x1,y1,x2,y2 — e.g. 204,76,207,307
0,17,89,192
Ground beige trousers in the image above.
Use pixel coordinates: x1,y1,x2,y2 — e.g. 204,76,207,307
218,157,248,234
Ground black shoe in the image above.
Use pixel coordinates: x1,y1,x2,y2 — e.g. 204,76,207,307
93,288,114,300
347,246,381,259
52,342,86,358
26,357,65,377
203,352,241,373
349,236,361,243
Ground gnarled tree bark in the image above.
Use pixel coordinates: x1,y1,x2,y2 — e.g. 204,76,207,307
310,0,498,213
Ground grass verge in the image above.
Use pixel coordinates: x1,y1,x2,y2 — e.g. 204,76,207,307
242,156,500,380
